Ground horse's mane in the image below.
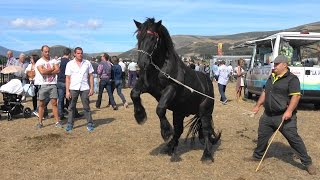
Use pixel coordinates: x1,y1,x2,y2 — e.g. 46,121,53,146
136,18,175,52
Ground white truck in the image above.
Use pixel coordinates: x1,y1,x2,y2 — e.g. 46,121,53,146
243,31,320,108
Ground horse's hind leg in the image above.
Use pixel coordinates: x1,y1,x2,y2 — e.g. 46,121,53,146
156,85,176,141
161,111,184,162
130,81,147,124
199,99,215,163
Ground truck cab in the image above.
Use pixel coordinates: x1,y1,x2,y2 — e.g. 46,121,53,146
244,31,320,108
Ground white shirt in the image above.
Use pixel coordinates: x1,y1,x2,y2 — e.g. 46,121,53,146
65,59,94,91
217,64,231,85
34,58,58,85
119,61,126,72
127,62,137,71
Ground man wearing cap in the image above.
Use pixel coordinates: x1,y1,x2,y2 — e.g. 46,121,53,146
247,55,316,175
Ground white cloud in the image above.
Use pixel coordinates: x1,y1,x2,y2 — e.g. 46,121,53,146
66,19,103,30
10,18,57,29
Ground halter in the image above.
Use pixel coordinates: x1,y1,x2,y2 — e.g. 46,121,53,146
136,30,159,58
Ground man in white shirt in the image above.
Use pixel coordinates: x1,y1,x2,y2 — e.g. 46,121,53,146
216,60,231,104
65,47,94,132
118,58,126,86
127,61,138,88
34,45,61,128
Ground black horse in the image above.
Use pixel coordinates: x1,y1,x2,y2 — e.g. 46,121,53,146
131,18,221,162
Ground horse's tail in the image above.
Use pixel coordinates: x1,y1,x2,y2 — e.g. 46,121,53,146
185,115,221,145
185,115,202,144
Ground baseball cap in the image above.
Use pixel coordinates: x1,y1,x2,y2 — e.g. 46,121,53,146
273,55,289,64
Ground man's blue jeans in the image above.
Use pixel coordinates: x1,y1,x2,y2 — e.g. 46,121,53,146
218,83,227,102
96,79,116,108
57,81,66,118
114,80,126,103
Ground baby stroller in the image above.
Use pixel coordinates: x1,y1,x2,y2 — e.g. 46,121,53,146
0,79,32,120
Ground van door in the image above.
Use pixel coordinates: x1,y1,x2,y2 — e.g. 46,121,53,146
249,44,273,95
290,67,305,94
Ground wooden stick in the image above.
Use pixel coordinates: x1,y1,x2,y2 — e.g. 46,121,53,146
255,120,284,172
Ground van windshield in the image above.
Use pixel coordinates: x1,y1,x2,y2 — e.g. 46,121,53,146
254,40,274,67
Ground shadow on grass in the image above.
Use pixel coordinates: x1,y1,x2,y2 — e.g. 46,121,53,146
73,117,115,129
149,137,222,162
263,142,305,170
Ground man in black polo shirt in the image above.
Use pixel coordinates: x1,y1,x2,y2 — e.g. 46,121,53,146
57,48,71,120
57,48,82,120
248,55,316,175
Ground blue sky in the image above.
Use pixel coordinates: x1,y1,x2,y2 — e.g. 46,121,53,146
0,0,319,53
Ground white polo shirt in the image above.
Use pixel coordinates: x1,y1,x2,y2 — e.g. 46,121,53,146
34,58,58,85
128,62,137,71
65,59,94,91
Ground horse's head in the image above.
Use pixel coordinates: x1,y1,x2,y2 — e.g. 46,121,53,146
134,18,162,69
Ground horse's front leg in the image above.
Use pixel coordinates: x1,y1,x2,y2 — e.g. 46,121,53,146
156,85,176,141
130,79,147,124
161,111,184,162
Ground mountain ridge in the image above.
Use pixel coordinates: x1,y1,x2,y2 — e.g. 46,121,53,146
1,21,319,59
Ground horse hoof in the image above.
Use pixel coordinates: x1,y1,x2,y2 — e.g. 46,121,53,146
170,154,182,162
201,154,214,164
201,158,214,164
201,157,214,164
161,123,173,141
134,110,147,124
161,130,173,142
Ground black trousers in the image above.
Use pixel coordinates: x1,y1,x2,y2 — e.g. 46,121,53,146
253,113,312,166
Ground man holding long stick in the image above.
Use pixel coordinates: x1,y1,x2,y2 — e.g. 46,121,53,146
247,55,316,175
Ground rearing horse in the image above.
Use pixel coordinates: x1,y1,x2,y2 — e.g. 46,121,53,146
131,18,221,162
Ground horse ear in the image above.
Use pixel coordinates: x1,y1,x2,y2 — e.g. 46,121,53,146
134,20,141,29
155,20,162,29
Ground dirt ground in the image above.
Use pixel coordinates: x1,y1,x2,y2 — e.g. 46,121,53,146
0,82,319,180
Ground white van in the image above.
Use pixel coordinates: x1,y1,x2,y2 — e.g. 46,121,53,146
244,31,320,108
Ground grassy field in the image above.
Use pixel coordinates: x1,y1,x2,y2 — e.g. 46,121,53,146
0,82,319,179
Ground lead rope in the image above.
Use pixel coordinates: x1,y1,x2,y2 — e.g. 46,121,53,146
136,49,255,116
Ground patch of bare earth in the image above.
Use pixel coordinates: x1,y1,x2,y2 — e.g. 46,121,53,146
0,82,319,179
